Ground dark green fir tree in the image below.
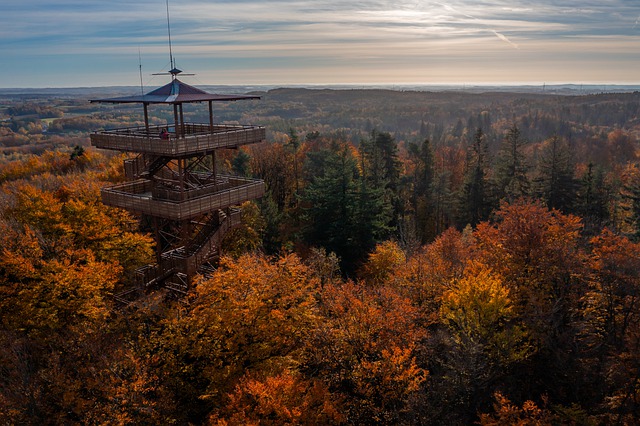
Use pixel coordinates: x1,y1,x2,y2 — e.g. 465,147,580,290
457,127,492,228
533,136,577,213
494,124,529,202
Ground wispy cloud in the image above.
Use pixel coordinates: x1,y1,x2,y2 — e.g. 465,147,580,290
491,30,519,48
1,0,639,86
434,1,519,48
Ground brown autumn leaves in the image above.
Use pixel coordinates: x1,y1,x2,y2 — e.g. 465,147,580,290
0,148,638,424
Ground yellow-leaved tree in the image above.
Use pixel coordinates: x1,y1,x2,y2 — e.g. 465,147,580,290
359,240,406,286
437,261,532,422
0,181,153,336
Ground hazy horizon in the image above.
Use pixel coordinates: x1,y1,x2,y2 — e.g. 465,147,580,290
2,83,639,95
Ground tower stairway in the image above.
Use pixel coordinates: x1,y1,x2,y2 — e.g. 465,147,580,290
125,154,174,179
113,207,242,306
139,155,172,178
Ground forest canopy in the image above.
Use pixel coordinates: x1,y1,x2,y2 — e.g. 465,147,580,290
0,87,639,424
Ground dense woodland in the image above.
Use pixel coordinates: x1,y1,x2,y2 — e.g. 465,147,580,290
1,88,639,424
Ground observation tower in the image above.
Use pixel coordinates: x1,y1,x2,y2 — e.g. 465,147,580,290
90,68,265,303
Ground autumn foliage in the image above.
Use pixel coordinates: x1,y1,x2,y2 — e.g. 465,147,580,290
0,135,639,425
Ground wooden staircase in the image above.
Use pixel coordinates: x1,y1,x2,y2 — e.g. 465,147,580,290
113,207,242,306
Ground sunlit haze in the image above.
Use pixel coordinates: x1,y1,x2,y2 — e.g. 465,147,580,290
3,0,640,88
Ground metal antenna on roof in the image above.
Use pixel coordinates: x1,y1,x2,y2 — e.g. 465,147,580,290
138,47,145,96
153,0,194,79
166,0,175,72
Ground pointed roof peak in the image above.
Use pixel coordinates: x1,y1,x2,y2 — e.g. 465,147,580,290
90,78,260,104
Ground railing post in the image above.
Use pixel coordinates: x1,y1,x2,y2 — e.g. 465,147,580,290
209,102,214,132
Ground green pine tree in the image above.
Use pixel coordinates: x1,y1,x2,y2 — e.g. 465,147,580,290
457,127,492,228
302,142,390,272
533,136,577,212
231,149,251,177
576,162,610,235
360,130,402,228
494,124,529,201
623,167,640,240
407,138,437,243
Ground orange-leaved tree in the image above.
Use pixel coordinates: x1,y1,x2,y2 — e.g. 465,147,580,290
392,227,471,316
473,199,585,342
579,229,640,422
304,281,427,425
210,369,345,426
472,199,587,407
478,392,559,426
143,252,321,423
0,165,157,424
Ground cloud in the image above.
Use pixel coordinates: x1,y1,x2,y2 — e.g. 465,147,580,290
433,1,519,48
2,0,640,86
491,30,519,48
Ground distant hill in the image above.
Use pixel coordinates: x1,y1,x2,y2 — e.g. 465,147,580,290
1,83,639,98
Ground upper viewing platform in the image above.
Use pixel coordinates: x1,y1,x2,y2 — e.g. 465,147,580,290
89,78,265,155
91,123,266,156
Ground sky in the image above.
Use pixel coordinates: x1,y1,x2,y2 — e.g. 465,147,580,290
2,0,640,88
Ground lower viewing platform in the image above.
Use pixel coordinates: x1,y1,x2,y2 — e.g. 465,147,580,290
101,175,265,220
91,123,266,156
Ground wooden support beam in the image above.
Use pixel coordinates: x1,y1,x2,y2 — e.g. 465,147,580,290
208,101,214,131
212,151,217,190
179,104,185,138
178,158,185,201
173,104,179,138
143,103,150,133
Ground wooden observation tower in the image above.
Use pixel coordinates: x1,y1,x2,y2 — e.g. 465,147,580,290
90,68,265,302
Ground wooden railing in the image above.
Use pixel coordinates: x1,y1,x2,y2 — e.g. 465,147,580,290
123,155,147,179
90,123,266,155
185,208,242,273
151,178,234,201
101,175,264,220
